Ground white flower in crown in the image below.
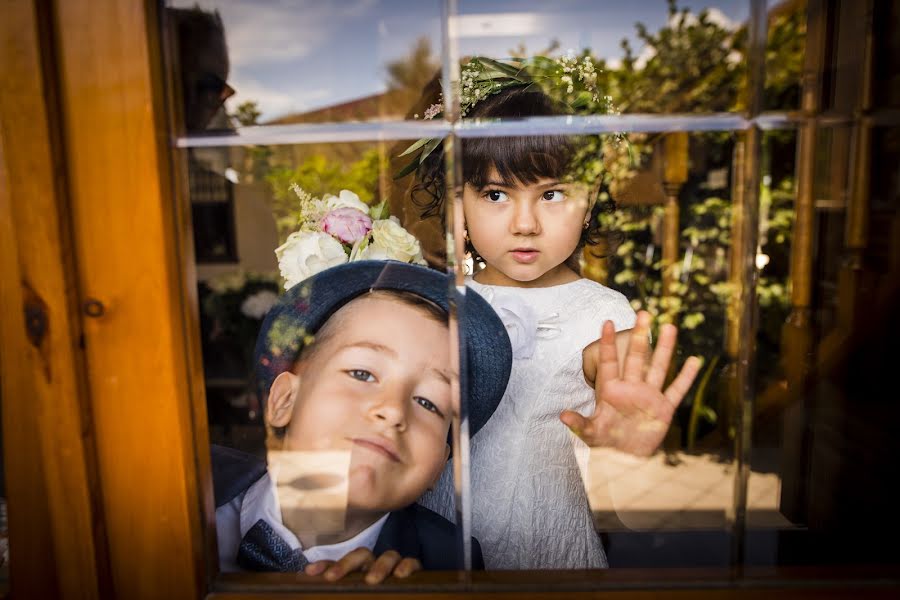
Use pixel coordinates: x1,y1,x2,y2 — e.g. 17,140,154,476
275,230,348,290
240,289,279,319
355,217,426,265
323,189,369,213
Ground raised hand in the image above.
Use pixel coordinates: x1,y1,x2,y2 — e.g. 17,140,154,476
305,548,421,584
560,311,702,456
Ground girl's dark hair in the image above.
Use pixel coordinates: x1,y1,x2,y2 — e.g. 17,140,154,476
410,85,620,265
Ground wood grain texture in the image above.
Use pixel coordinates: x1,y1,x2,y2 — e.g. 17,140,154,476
51,0,206,597
0,1,107,598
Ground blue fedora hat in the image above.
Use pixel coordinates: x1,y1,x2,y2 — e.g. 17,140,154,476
254,260,511,437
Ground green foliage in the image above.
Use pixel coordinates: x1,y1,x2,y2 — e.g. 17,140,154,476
265,149,386,241
613,0,746,113
231,100,263,126
229,100,273,182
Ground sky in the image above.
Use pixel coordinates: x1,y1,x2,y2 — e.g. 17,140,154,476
170,0,752,123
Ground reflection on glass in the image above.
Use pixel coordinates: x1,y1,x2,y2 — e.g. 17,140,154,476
763,0,805,112
213,267,461,574
180,132,514,576
586,132,739,562
168,0,443,127
455,1,751,116
166,0,900,581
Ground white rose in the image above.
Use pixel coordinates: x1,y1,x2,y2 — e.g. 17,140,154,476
323,189,369,214
240,290,279,319
357,217,426,264
275,231,348,290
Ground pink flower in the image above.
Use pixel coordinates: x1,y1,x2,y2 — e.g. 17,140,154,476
321,207,373,244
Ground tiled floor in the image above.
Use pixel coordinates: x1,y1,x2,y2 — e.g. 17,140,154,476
582,448,793,531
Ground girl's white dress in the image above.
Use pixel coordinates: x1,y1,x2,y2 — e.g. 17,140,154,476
419,277,636,569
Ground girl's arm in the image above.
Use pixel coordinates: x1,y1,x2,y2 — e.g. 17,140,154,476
566,311,701,457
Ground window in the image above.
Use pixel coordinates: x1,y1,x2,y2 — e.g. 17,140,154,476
163,0,900,592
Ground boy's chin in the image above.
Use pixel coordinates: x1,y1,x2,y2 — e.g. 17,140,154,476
346,468,419,513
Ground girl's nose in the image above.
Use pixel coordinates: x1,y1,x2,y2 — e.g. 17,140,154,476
510,201,540,235
369,392,408,432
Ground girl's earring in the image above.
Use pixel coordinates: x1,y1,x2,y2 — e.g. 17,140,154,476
582,219,590,230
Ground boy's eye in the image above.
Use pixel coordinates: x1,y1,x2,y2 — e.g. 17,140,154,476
484,190,508,203
347,369,376,383
542,190,566,202
414,396,444,418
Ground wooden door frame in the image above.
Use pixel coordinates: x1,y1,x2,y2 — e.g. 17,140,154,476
0,1,110,597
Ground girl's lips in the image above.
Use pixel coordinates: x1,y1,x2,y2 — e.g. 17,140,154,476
510,249,540,264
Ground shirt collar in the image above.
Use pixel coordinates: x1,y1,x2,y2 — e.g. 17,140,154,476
239,473,389,562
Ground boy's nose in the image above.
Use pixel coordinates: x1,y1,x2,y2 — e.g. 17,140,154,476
370,393,408,432
510,201,540,235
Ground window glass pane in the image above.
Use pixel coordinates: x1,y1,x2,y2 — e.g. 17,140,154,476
166,0,442,132
184,135,487,577
455,0,751,115
164,0,900,587
874,0,900,108
746,124,900,567
764,0,805,112
419,124,747,569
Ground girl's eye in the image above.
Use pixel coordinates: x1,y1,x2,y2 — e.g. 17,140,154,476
542,190,566,202
347,369,376,383
484,190,508,203
414,396,444,418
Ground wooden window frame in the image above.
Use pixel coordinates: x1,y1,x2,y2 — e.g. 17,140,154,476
1,0,899,598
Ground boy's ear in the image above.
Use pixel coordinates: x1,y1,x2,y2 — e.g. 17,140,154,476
266,371,300,429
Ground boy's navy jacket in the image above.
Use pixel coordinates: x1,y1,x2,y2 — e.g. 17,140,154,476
212,444,484,570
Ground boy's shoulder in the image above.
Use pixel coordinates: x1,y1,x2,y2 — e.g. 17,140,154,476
210,444,268,507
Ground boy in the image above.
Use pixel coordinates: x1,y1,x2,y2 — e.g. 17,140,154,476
212,260,512,581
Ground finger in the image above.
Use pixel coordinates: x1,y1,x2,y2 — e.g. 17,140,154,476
324,547,374,581
305,560,334,576
596,320,619,390
623,312,651,382
394,558,422,578
646,323,677,389
364,550,402,584
663,356,703,408
560,410,593,439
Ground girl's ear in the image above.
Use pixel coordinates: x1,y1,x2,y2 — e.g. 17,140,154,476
266,371,300,429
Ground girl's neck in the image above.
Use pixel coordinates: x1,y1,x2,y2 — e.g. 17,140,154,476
473,263,581,288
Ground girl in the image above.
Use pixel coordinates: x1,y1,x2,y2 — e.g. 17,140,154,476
408,70,702,569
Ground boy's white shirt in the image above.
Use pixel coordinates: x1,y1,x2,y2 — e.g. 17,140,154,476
216,472,389,572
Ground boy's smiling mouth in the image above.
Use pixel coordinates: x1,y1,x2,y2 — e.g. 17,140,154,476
350,436,402,463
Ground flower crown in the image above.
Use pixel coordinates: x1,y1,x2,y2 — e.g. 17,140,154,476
395,53,617,179
275,185,426,290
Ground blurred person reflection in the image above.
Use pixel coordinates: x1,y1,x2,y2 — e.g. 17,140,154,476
168,6,234,133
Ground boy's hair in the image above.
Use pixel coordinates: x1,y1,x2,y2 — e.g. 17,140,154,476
410,86,620,264
268,289,448,440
